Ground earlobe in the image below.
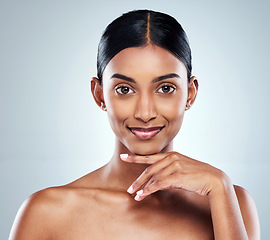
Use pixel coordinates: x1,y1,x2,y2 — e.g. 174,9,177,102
100,102,107,111
90,77,106,111
185,101,192,110
185,76,199,111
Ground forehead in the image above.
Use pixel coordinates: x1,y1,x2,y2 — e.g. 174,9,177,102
102,45,188,81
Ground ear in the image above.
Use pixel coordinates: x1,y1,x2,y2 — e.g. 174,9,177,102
185,76,199,111
90,77,107,111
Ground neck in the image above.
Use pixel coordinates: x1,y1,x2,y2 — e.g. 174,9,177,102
102,137,173,192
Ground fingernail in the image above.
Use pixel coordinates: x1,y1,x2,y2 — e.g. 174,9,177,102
134,194,141,201
127,185,134,194
120,154,129,160
136,190,143,196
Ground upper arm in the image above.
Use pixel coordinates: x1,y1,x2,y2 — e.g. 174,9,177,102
9,189,57,240
234,185,260,240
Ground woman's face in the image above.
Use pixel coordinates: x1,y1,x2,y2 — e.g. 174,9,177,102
100,45,194,155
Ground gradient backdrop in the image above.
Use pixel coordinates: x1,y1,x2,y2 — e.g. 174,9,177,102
1,0,269,239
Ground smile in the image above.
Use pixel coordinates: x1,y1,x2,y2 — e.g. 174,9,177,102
128,126,165,140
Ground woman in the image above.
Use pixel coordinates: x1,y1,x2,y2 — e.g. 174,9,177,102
10,9,260,239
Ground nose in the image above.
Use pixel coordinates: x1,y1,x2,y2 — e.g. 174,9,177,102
134,93,157,123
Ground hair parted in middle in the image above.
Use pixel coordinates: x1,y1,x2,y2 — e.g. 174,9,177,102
97,9,192,84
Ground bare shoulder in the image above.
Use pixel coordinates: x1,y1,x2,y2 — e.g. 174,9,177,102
9,186,87,240
233,185,260,239
9,168,105,240
233,185,258,214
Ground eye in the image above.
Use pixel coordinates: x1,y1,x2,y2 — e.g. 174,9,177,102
115,86,134,95
157,85,176,94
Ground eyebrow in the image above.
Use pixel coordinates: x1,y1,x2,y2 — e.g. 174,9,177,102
110,73,180,83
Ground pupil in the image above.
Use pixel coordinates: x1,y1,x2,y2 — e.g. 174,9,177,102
162,86,170,93
122,87,129,94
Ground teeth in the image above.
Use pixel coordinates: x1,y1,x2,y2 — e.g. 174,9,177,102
129,127,163,140
131,127,162,131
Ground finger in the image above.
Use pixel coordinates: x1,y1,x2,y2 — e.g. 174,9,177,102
134,174,176,201
133,160,185,200
127,156,175,194
120,152,171,164
141,162,178,193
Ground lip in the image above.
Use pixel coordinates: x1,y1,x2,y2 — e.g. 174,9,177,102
128,126,164,140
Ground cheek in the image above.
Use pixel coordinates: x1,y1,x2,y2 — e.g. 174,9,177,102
106,93,133,116
104,93,132,133
156,91,187,137
157,91,187,119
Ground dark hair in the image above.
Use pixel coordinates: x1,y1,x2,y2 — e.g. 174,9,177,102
97,9,192,83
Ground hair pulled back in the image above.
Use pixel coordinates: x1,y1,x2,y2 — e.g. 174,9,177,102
97,10,192,83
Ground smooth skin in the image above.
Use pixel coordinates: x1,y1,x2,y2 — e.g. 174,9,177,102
10,45,260,240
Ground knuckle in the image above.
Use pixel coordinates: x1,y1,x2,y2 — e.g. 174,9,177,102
132,180,138,188
172,160,182,169
144,186,150,193
150,175,156,182
145,155,151,161
152,175,162,186
145,179,162,192
154,179,162,187
144,165,153,175
170,152,179,161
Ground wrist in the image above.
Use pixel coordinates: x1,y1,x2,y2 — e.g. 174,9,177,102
208,170,233,200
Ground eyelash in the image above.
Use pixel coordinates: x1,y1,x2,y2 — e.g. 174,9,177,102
156,84,176,94
115,85,135,95
114,84,176,95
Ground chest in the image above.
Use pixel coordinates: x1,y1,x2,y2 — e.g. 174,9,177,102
54,198,214,240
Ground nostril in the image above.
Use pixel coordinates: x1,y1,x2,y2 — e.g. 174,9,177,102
134,95,158,122
134,109,157,123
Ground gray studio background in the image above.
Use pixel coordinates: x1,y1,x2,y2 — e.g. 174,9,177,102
1,0,269,239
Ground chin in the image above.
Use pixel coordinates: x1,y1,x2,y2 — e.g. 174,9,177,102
126,141,170,156
117,129,176,156
133,149,159,156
